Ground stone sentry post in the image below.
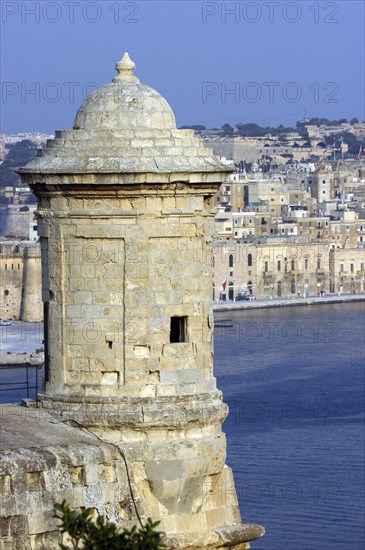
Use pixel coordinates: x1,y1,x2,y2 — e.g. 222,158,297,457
20,53,264,548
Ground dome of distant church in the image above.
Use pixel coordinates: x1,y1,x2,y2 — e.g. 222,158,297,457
73,52,176,131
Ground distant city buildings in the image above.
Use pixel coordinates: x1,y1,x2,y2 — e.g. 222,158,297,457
0,122,364,316
212,158,365,300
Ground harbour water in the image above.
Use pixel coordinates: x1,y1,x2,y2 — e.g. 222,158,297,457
214,302,365,550
1,304,364,549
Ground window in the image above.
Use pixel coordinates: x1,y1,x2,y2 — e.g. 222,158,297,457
317,259,321,269
248,253,252,267
229,254,234,268
291,279,296,294
291,259,295,271
170,317,187,343
277,260,281,272
305,259,309,270
361,263,364,271
350,263,354,273
230,271,233,276
340,264,344,273
264,261,269,273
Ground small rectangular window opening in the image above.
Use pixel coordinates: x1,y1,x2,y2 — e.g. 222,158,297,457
170,316,187,343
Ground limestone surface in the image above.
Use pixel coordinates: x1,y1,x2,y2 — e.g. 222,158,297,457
16,52,265,549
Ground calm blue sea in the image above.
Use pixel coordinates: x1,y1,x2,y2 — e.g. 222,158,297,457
214,302,365,550
1,305,364,548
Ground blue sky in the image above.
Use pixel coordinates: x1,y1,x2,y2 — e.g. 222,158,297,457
1,0,364,133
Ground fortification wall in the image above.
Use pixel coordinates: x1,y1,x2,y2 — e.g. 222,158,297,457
21,247,43,322
0,255,24,320
0,207,31,239
0,405,254,550
0,406,131,550
0,242,42,321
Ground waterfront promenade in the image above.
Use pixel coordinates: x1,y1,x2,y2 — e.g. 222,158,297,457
213,292,365,312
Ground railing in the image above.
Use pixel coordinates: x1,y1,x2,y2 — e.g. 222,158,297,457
0,363,43,402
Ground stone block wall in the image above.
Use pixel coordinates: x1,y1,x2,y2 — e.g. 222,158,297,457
0,242,42,321
0,410,132,550
0,406,259,549
38,188,216,401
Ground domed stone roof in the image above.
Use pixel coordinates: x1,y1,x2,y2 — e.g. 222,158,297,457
74,53,176,131
20,52,233,183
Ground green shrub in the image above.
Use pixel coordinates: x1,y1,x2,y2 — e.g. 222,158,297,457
54,501,166,550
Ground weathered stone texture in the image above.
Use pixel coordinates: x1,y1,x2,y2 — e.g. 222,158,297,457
14,53,264,548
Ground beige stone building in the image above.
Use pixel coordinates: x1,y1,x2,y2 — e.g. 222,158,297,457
296,216,331,241
328,212,365,247
13,53,264,549
213,240,333,299
330,248,365,293
214,211,273,240
245,179,289,216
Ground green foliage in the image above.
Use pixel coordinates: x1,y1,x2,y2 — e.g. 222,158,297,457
0,140,39,186
221,123,234,136
54,501,166,550
235,122,296,137
340,132,363,155
324,131,362,155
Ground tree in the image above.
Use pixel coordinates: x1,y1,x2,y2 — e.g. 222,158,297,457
221,123,234,137
54,502,165,550
340,132,363,155
0,140,39,186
